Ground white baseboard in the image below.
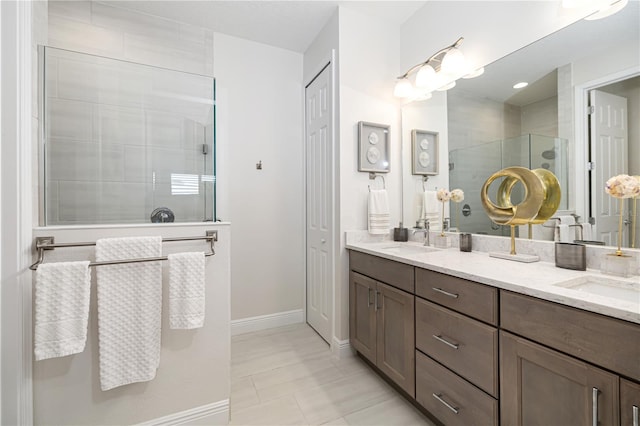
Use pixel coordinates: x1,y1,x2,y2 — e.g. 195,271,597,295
331,337,354,358
231,309,304,336
137,400,229,426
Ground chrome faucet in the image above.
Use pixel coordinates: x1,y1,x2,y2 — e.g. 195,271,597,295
413,219,430,246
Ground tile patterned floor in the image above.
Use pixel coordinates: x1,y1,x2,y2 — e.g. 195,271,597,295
230,323,433,425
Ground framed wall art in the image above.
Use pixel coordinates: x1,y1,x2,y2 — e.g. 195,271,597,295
358,121,390,173
412,129,438,175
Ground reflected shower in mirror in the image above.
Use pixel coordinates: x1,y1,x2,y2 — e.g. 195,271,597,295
41,46,216,225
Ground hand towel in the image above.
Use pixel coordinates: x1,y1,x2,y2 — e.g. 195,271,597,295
34,261,91,361
580,223,593,241
556,224,573,243
96,236,162,391
169,252,205,329
423,191,439,217
368,189,390,235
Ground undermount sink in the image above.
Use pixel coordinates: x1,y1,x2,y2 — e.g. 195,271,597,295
553,275,640,304
378,244,441,255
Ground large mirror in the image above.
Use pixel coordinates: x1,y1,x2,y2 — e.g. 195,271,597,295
402,1,639,248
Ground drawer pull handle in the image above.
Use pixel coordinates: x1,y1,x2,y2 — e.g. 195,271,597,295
433,334,459,350
432,393,459,414
375,291,381,311
367,288,373,308
592,387,599,426
432,287,459,298
633,405,638,426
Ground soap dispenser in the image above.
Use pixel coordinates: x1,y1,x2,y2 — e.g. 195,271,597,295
393,222,409,242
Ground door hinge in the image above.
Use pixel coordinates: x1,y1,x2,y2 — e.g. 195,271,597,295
587,161,596,171
587,105,595,115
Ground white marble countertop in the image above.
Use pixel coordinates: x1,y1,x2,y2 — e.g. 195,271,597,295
346,240,640,325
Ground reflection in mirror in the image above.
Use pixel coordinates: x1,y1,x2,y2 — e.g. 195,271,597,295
402,2,639,249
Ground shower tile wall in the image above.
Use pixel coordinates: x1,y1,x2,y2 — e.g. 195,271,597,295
45,2,215,225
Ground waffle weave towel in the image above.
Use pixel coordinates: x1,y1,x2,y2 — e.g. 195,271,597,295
96,236,162,391
169,252,205,329
368,189,390,235
34,260,91,361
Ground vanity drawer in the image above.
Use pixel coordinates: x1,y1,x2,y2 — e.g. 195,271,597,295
501,290,640,381
416,298,498,397
416,350,498,426
415,268,497,325
349,251,414,293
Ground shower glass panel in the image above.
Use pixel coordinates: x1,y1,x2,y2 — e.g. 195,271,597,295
41,46,216,225
449,134,568,236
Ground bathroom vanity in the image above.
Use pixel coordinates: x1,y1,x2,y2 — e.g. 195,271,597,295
347,240,640,426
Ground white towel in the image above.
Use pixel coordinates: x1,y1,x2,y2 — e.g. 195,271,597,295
34,261,91,361
423,191,439,217
169,252,205,329
96,236,162,391
580,223,593,241
368,189,390,235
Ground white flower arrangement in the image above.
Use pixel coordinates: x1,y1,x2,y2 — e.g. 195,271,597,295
450,188,464,203
436,188,451,202
605,174,640,256
605,174,640,198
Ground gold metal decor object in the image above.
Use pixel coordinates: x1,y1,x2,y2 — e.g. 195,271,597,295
481,166,560,258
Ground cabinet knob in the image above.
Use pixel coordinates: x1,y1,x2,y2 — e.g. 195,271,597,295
321,239,326,244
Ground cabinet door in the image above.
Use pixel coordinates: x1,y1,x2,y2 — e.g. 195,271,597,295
349,271,377,363
621,379,640,426
501,331,619,426
376,281,415,397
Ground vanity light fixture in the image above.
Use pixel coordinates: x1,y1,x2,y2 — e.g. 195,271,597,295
513,82,529,89
393,37,482,100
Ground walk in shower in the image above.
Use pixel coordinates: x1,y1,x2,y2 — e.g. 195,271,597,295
40,46,216,225
449,134,568,236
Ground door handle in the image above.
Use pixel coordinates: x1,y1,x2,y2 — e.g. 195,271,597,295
374,291,381,311
367,288,373,308
432,393,459,414
321,238,326,243
592,387,599,426
633,405,638,426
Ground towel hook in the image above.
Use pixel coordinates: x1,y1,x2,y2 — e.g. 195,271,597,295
368,172,386,191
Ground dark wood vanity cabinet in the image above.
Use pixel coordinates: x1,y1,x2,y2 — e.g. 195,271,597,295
501,291,640,426
501,330,619,426
349,249,640,426
349,253,415,397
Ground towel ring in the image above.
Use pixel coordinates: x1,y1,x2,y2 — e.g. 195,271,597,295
368,172,386,191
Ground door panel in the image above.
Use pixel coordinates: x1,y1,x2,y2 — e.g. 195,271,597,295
306,63,333,342
349,272,377,363
590,89,628,245
376,282,415,397
621,379,640,426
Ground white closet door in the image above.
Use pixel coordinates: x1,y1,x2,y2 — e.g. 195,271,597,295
305,63,333,344
589,89,628,245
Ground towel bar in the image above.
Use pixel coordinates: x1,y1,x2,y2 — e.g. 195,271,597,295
29,231,218,270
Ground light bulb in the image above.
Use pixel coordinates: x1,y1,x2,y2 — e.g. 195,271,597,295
393,78,413,98
441,47,466,75
415,64,436,88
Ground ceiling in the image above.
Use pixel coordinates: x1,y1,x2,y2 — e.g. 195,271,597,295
107,1,427,53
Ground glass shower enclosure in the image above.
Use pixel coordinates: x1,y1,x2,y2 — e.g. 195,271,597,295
40,46,216,225
449,134,568,236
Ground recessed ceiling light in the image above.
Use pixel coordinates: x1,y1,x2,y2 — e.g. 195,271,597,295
513,82,529,89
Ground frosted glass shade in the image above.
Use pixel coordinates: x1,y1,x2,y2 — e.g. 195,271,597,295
415,64,436,88
441,47,466,75
393,78,413,98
